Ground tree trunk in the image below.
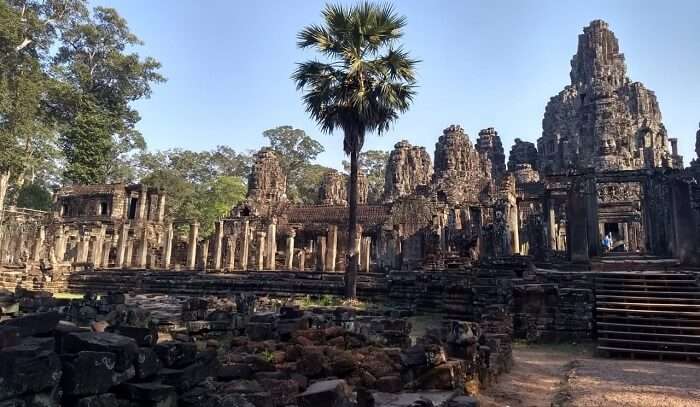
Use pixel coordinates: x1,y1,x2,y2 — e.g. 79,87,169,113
0,170,10,243
345,142,359,299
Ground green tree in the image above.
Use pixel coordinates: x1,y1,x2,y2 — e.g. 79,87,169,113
297,163,336,204
0,0,83,223
138,147,250,237
51,6,164,184
263,126,324,202
15,182,52,211
343,149,388,203
293,2,417,297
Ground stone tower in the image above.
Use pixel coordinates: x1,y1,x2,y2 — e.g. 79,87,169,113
476,127,506,182
247,148,287,205
538,20,678,173
384,140,433,202
433,125,492,205
507,138,539,171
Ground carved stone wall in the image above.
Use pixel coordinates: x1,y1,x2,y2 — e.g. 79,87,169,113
508,138,539,171
476,128,506,182
247,148,287,205
512,164,540,184
433,125,492,205
538,20,680,174
384,140,433,202
318,170,369,206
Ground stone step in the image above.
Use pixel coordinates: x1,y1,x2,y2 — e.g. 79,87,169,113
597,322,700,332
599,337,700,348
596,295,700,303
597,346,700,358
598,330,700,340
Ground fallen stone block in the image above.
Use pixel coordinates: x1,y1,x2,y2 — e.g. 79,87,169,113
218,363,254,380
119,382,177,402
153,340,197,368
74,393,120,407
134,347,161,380
0,346,61,400
447,396,479,407
157,351,218,393
0,311,60,337
0,326,21,349
62,332,138,372
61,351,135,396
106,325,158,347
297,379,352,407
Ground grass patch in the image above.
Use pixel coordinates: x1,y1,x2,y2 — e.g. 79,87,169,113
294,294,372,311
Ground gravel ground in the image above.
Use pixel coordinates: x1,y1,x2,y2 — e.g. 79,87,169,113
567,357,700,407
477,343,700,407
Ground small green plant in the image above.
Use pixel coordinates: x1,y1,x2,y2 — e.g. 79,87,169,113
260,350,275,363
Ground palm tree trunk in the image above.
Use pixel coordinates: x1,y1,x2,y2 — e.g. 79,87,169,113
345,142,359,299
0,170,10,244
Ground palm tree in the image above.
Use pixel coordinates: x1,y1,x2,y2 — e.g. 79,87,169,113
293,2,417,298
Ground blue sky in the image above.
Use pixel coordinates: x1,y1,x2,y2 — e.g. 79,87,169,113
94,0,700,169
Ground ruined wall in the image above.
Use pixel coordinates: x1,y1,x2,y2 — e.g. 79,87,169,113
247,148,287,205
383,140,433,202
476,128,506,182
512,164,540,185
538,20,680,174
507,138,539,172
319,170,347,205
433,125,492,205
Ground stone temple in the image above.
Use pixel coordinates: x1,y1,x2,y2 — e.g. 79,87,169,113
0,20,699,407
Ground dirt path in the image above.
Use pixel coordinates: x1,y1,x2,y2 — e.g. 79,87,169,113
477,343,593,407
477,343,700,407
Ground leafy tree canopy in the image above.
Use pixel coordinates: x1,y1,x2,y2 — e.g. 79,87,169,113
343,149,388,203
263,125,325,203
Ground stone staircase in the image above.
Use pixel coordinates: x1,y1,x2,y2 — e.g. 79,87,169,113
595,270,700,361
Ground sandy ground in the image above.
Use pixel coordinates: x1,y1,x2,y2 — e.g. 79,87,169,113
477,343,700,407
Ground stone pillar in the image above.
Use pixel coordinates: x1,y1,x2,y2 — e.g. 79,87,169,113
124,239,134,267
326,225,337,272
316,236,327,271
622,223,630,251
162,223,173,269
157,193,166,222
256,231,266,271
226,235,237,271
137,189,148,221
361,237,371,272
101,238,112,268
546,198,557,250
510,203,520,255
91,226,107,267
116,223,130,268
354,229,362,269
32,226,45,262
285,230,296,270
670,180,697,264
55,233,66,263
298,249,306,271
136,226,149,268
240,220,250,270
266,221,277,270
567,180,589,263
186,222,199,270
76,235,90,263
213,221,224,270
199,240,209,271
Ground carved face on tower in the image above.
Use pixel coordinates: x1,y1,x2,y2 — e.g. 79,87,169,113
599,136,617,156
